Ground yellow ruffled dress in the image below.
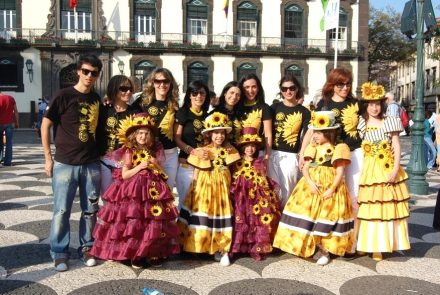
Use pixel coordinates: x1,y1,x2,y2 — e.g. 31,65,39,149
273,143,354,258
179,143,240,254
357,116,410,253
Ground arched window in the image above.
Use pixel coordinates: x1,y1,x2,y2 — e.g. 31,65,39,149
59,64,78,89
328,8,347,41
237,1,257,37
188,61,208,86
135,60,156,87
285,64,304,87
187,0,207,35
0,0,16,30
284,4,303,39
237,63,256,81
134,0,156,36
60,0,92,33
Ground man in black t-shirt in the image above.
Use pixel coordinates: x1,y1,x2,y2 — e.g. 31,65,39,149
41,54,102,272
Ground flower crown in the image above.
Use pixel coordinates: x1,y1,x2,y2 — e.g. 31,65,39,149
117,113,156,145
309,111,339,130
361,82,385,101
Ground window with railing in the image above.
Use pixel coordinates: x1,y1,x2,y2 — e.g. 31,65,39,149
284,4,303,39
237,63,256,81
135,60,156,88
187,0,207,36
285,64,304,88
61,0,92,33
0,0,15,30
188,62,209,86
328,8,347,40
426,69,431,90
238,2,257,37
134,0,156,35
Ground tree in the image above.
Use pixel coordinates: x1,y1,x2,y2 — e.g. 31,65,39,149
368,7,416,87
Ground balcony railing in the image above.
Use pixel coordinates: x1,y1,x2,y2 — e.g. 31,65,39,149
0,28,365,57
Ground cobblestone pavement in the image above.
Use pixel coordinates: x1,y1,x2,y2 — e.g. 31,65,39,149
1,131,439,294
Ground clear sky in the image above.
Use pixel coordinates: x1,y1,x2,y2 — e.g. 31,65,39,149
369,0,440,14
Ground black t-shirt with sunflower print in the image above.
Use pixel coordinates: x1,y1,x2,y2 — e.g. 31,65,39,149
96,104,139,156
45,86,101,165
238,102,272,139
175,107,207,159
316,98,362,151
271,102,311,153
142,100,177,150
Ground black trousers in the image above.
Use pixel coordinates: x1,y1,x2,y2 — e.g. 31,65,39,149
434,189,440,229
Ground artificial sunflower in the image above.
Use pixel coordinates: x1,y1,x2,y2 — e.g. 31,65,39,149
313,113,330,128
383,160,393,170
325,146,334,156
260,213,273,225
361,141,374,155
244,170,253,180
378,140,390,151
235,160,244,169
149,187,159,200
376,151,386,161
373,84,385,98
150,205,162,217
243,161,251,169
249,188,256,199
213,158,224,168
253,204,260,215
361,82,374,100
259,198,269,208
316,156,326,165
218,147,228,159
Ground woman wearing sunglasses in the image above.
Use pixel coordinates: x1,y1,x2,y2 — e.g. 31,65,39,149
211,81,241,146
96,75,139,194
174,80,211,209
268,74,312,207
133,68,180,190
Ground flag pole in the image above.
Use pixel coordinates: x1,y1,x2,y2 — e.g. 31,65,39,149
223,0,229,47
333,0,340,69
74,6,78,44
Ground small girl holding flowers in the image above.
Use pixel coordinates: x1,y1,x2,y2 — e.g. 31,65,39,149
179,112,240,266
273,111,354,265
230,127,281,261
356,82,410,261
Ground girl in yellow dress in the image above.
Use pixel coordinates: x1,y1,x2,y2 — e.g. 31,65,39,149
356,83,410,261
273,111,354,265
179,112,240,266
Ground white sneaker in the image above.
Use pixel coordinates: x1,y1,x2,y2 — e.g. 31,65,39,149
81,252,97,267
214,251,222,262
219,253,230,266
316,254,330,266
54,258,68,272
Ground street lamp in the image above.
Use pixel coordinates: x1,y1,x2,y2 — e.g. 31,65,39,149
118,61,124,75
401,0,437,195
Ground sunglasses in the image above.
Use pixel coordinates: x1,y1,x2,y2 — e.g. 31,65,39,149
153,79,171,85
191,90,207,97
80,68,100,77
281,86,297,92
335,82,351,89
119,86,133,93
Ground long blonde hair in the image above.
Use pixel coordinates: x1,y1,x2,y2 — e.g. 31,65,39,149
140,68,179,111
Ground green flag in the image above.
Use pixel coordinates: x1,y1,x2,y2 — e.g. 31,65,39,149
320,0,329,31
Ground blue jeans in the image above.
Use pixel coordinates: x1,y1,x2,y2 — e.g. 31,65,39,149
0,123,13,166
424,136,437,169
49,160,101,260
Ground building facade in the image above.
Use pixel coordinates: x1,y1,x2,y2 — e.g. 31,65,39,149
0,0,368,127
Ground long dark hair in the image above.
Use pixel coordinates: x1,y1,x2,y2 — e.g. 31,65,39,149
361,100,386,122
217,81,240,109
106,75,133,104
238,73,265,105
182,80,211,112
278,74,304,100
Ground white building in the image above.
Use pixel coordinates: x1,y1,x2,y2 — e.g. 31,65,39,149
0,0,368,127
389,22,440,112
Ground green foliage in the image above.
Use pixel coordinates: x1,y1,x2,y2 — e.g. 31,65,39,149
368,7,416,86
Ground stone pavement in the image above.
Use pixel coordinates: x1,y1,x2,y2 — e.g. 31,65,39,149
0,130,439,295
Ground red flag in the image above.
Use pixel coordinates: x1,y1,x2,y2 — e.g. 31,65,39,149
69,0,77,9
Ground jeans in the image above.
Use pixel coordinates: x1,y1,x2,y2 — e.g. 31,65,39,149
0,123,13,166
424,136,436,169
163,147,179,190
49,160,101,260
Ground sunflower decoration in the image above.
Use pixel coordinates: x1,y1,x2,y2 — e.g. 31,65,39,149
282,112,302,147
150,205,163,217
149,187,160,200
268,191,276,199
312,112,331,128
361,141,374,156
240,109,262,132
243,160,252,169
324,145,334,156
244,170,254,180
235,160,244,170
316,155,326,165
376,151,387,162
383,160,394,170
116,113,156,146
87,100,100,139
158,110,175,141
212,158,225,169
249,187,256,199
259,198,269,208
218,147,228,159
378,140,390,152
253,204,261,215
361,82,386,101
260,213,273,225
160,171,169,180
341,103,359,138
276,112,285,121
132,150,151,166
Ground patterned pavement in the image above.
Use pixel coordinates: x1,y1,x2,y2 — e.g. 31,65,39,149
0,131,439,295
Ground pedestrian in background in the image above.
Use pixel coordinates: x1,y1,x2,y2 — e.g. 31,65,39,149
41,54,102,272
424,110,437,170
0,90,19,166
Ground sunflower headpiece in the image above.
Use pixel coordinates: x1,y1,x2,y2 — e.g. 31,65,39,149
117,113,156,145
361,82,386,101
308,111,340,130
202,112,232,134
236,127,263,147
